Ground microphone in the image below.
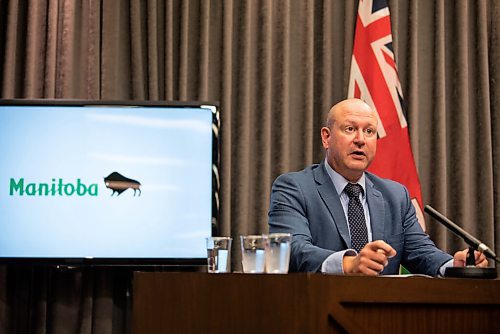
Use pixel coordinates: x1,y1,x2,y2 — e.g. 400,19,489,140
424,205,499,263
424,205,498,278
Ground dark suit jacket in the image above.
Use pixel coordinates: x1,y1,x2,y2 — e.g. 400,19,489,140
268,161,452,276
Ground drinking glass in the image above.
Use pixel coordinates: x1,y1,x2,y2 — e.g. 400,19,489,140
206,237,232,273
265,233,291,274
240,235,268,273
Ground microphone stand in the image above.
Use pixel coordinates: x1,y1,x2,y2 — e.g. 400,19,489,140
424,205,498,279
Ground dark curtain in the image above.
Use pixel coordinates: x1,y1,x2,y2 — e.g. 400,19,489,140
0,0,498,333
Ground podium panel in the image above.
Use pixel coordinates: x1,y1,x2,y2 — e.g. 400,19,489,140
132,272,500,334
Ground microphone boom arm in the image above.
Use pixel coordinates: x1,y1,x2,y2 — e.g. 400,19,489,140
424,205,500,264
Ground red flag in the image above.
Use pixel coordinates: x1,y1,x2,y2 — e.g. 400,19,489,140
348,0,425,230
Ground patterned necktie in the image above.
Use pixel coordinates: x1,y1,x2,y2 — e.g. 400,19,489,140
344,183,368,252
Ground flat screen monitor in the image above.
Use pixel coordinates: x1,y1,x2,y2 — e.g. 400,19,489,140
0,99,219,266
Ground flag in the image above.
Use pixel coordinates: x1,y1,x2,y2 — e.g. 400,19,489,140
348,0,425,230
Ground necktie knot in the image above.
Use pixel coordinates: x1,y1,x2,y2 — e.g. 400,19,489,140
344,183,363,199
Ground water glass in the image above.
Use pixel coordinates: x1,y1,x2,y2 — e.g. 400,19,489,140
240,235,268,273
265,233,291,274
206,237,232,273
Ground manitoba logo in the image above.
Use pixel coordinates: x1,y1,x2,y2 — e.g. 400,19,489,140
7,173,141,197
104,172,141,196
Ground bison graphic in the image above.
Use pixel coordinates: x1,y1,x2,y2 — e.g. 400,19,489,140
104,172,141,196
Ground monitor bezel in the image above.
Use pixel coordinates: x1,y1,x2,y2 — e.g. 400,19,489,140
0,99,220,267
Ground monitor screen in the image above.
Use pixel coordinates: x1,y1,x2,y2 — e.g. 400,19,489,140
0,100,219,266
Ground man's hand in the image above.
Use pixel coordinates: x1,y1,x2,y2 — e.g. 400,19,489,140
343,240,397,275
453,248,489,267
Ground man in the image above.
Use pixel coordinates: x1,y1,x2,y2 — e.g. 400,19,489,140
268,98,488,276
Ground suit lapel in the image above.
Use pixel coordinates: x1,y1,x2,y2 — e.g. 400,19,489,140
314,162,351,248
365,176,385,241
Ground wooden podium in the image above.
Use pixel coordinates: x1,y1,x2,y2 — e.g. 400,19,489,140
132,272,500,333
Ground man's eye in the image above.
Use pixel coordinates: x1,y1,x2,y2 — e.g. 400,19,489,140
345,126,354,133
365,128,375,136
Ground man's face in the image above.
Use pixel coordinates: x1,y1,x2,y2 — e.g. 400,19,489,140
321,100,378,182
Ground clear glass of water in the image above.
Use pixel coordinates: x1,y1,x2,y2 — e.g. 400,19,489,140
206,237,232,273
265,233,291,274
240,235,268,273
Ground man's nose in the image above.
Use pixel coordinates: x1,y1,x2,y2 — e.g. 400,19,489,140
353,129,366,144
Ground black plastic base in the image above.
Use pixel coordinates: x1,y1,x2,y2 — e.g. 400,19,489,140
444,267,497,279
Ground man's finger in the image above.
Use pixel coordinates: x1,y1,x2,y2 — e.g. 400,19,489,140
372,240,396,258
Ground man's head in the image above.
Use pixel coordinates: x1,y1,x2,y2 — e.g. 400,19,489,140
321,98,378,182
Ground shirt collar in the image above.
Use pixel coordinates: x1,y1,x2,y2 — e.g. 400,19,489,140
323,158,366,197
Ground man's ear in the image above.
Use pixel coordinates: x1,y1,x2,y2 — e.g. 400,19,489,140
321,127,331,149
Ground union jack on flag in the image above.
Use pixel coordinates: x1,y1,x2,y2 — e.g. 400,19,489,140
348,0,425,229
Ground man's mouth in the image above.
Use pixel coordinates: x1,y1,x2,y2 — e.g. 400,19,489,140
351,151,365,157
350,150,366,158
